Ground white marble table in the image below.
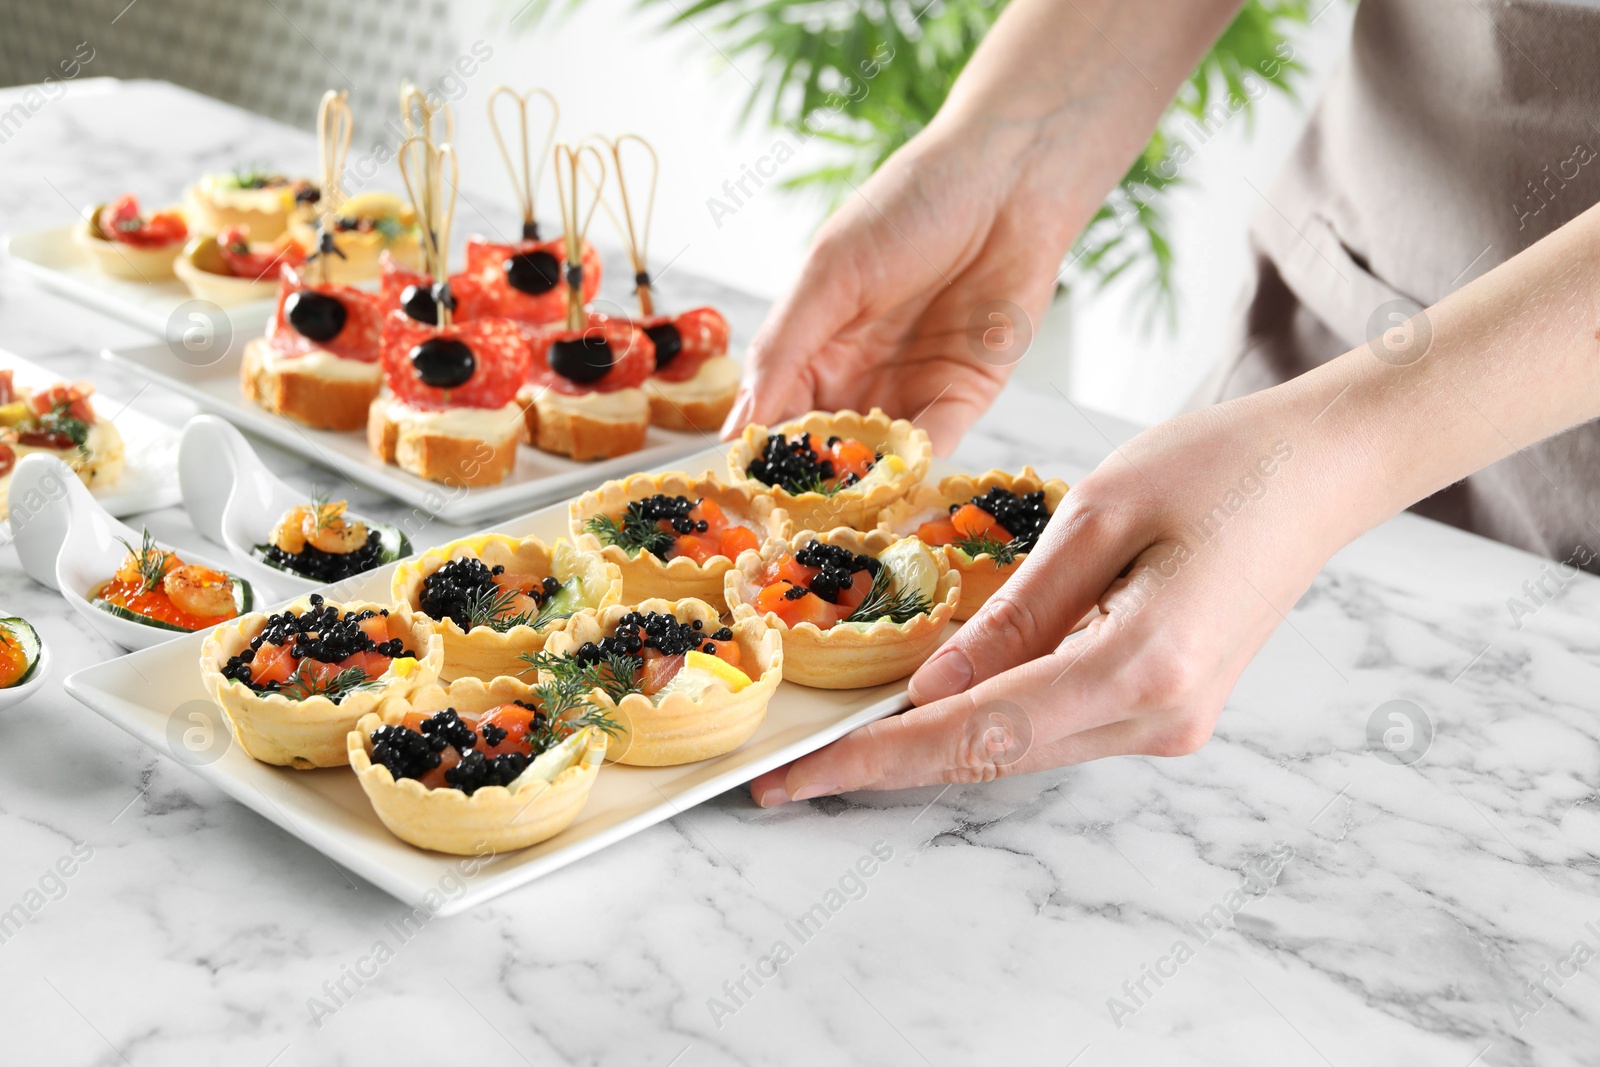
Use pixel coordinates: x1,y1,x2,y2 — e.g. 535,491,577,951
1,79,1597,1067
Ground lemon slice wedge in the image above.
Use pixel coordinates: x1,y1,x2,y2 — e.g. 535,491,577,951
682,649,752,692
878,538,939,603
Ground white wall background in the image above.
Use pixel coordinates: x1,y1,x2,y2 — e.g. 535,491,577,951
452,0,1357,427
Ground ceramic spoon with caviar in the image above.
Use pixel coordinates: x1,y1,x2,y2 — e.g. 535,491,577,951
518,141,655,462
592,133,738,433
239,92,387,432
368,130,532,488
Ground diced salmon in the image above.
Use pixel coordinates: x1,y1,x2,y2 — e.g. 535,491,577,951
916,518,960,546
358,615,390,645
835,570,874,612
705,638,742,668
418,746,460,790
690,498,725,528
952,504,1005,539
671,534,719,564
250,642,297,686
338,651,392,680
640,649,684,695
476,704,537,755
717,525,760,560
831,438,876,480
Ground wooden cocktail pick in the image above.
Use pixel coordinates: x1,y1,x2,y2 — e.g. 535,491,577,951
487,86,560,241
551,141,606,333
397,134,460,327
311,89,353,284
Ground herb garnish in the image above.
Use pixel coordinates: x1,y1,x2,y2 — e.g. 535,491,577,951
116,528,174,594
520,649,644,704
280,663,383,704
585,511,675,558
951,532,1023,567
843,566,933,625
460,581,576,633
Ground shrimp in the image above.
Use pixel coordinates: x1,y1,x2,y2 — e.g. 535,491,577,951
115,539,178,588
271,505,312,554
302,500,368,555
163,565,236,619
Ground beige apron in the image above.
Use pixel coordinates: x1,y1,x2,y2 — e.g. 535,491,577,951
1201,0,1600,565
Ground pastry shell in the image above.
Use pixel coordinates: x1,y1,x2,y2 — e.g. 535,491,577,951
347,675,608,855
726,407,931,530
174,235,280,307
724,528,959,689
538,598,783,766
568,471,791,609
198,599,444,769
392,535,623,682
876,467,1070,621
72,211,184,281
286,195,423,285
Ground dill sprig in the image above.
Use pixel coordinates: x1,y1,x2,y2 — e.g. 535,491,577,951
844,566,934,625
38,402,91,453
526,676,622,751
520,649,644,704
279,664,382,704
306,488,340,533
463,580,577,633
951,532,1023,567
116,528,175,594
585,511,675,558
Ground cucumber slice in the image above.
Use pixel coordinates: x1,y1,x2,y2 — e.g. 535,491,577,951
92,574,253,633
0,617,42,687
250,520,412,580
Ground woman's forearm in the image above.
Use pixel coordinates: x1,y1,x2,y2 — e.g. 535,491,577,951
1276,201,1600,542
930,0,1245,249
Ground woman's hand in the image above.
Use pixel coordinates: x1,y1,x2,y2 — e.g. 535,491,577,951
720,124,1072,454
750,382,1369,802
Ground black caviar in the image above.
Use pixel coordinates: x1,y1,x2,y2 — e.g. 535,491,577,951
626,494,709,535
573,610,706,664
257,527,385,583
786,540,880,604
746,432,876,495
369,706,554,795
418,556,561,630
955,487,1052,552
218,594,416,693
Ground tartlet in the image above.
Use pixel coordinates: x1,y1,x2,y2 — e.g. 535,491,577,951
568,471,789,609
727,408,931,530
391,535,623,682
535,598,783,766
286,191,423,285
198,597,443,769
876,468,1069,620
724,528,959,689
348,675,608,855
72,196,187,281
184,171,315,240
175,228,305,307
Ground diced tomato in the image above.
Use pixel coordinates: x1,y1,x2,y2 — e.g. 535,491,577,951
916,518,961,546
639,648,684,695
249,643,298,686
28,383,96,423
99,195,187,248
475,704,537,756
0,444,15,479
951,504,1006,540
417,746,460,791
717,525,760,560
0,369,15,405
217,226,306,281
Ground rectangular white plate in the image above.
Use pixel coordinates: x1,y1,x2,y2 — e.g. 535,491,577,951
100,340,713,524
6,223,275,336
63,465,943,914
0,349,181,517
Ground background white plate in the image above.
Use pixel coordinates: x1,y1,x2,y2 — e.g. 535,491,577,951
63,480,942,914
101,339,717,524
5,223,275,337
0,349,181,517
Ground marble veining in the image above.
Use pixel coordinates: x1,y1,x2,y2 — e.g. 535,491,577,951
0,79,1594,1066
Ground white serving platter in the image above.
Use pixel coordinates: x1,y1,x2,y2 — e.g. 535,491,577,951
6,222,275,337
99,338,714,524
0,349,182,517
64,448,951,914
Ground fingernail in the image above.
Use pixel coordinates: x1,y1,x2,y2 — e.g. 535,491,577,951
790,783,840,802
757,786,790,807
911,647,972,703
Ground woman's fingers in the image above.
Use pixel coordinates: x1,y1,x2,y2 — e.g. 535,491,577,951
754,635,1134,804
907,494,1145,705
